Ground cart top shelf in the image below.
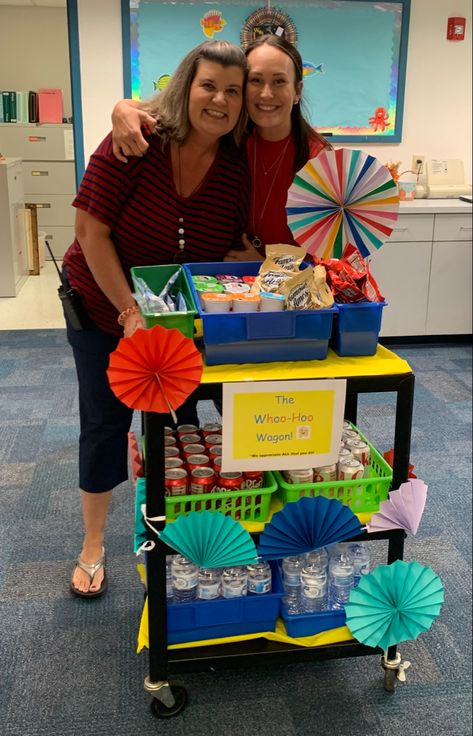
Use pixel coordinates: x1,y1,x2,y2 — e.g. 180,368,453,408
199,345,412,384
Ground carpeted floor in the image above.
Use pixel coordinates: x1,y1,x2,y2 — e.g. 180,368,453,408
0,330,471,736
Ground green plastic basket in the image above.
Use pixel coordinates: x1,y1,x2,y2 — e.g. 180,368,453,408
274,428,392,514
130,264,197,338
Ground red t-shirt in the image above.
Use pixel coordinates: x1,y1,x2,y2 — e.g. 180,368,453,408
246,128,327,252
64,133,249,335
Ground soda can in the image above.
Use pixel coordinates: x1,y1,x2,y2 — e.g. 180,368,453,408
190,466,216,494
342,428,359,444
204,433,223,451
164,435,177,447
164,446,180,458
209,444,223,462
345,438,371,469
338,457,364,481
179,433,201,446
284,468,314,484
213,456,222,473
164,468,188,496
165,456,184,470
343,420,352,430
216,471,245,492
164,426,175,436
176,424,199,438
182,443,206,459
201,422,222,437
243,469,264,489
186,453,210,472
313,464,337,483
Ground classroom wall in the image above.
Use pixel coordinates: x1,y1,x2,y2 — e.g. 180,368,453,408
0,6,72,118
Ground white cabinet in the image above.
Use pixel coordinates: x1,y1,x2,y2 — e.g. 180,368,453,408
0,123,76,259
426,241,472,335
0,158,28,297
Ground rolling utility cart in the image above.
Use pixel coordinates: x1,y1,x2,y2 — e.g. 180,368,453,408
141,346,414,717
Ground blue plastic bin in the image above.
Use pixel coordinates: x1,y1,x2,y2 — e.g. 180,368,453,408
163,561,284,644
330,301,386,357
184,262,337,365
280,603,346,637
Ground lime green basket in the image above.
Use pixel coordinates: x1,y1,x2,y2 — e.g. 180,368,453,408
274,430,392,514
130,264,197,338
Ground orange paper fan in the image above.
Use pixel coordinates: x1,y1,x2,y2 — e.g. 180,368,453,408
107,325,203,414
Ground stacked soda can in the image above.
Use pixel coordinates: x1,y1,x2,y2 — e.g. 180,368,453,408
163,424,265,505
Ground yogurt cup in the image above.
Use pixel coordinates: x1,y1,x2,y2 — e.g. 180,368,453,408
259,291,286,312
202,292,233,313
232,294,261,312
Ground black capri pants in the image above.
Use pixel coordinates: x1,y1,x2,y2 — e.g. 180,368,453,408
66,319,200,493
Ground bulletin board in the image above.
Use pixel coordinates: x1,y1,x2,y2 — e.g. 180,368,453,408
121,0,410,143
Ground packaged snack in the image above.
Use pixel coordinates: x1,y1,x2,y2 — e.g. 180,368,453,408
264,243,306,272
280,268,313,310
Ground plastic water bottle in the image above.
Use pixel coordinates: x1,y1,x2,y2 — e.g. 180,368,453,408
329,553,355,610
347,542,370,586
282,555,304,613
300,564,328,612
247,559,272,595
171,555,198,603
305,547,329,570
197,568,221,600
221,566,248,598
166,556,174,601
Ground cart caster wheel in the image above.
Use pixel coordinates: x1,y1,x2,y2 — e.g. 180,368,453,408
383,668,397,693
150,685,188,718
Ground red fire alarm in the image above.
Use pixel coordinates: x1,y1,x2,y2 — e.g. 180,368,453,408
447,17,466,41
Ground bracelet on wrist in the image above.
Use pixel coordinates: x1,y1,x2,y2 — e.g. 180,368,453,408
117,304,140,326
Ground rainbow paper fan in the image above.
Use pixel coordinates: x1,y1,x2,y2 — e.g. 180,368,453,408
345,560,444,650
159,511,258,568
257,496,362,560
286,148,399,259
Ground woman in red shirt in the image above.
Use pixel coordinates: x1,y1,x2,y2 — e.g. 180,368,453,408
112,35,331,258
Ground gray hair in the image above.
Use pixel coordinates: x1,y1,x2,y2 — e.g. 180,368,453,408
142,41,248,147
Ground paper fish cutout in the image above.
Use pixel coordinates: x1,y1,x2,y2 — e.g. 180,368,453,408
303,62,324,78
200,10,227,39
153,74,172,92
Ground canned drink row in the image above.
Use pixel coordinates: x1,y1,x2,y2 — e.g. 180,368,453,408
165,467,265,497
282,434,371,484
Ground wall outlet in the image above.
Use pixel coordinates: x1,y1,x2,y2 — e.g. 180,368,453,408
412,155,425,174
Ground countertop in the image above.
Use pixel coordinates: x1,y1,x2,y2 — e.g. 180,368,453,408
399,198,472,214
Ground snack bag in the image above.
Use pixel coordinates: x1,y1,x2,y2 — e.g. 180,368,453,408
264,243,306,273
280,268,313,310
252,244,304,295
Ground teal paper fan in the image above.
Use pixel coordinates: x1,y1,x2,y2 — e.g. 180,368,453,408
159,511,258,568
257,496,362,560
345,560,444,651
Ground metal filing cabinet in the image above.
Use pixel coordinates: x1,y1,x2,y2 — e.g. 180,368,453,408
0,158,28,296
0,124,76,258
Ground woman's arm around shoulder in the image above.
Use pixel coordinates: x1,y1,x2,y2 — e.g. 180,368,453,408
111,99,156,163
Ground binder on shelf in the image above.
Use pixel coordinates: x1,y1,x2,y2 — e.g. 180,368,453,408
28,91,38,123
8,91,17,122
2,91,11,122
16,92,29,123
0,93,4,123
37,88,62,124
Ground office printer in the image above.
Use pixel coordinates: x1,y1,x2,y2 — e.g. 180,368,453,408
415,159,472,199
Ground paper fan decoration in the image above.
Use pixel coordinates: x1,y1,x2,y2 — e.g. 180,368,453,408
257,496,362,560
286,148,399,259
159,511,258,568
366,479,428,535
345,560,444,650
107,324,202,415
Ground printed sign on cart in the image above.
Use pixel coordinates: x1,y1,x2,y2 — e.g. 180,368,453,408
221,379,346,472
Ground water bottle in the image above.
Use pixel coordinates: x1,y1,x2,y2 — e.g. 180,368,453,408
305,547,328,570
282,555,304,614
347,542,370,586
166,556,174,601
221,566,248,598
329,553,355,610
247,559,272,595
171,555,198,603
300,564,328,612
197,568,221,600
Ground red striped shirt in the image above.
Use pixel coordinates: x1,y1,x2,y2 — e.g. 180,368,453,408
64,132,250,335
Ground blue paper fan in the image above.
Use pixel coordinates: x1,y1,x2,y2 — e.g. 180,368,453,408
159,511,258,568
345,560,444,650
257,496,362,560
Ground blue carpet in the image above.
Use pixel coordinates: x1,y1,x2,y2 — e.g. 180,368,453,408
0,331,471,735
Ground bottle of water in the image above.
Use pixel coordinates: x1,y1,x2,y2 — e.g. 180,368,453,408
282,555,304,614
300,564,328,612
247,559,272,595
305,547,329,571
329,553,355,610
221,566,248,598
166,556,174,601
197,568,221,600
347,542,370,586
171,555,198,603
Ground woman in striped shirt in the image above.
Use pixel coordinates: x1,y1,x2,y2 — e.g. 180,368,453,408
65,40,249,598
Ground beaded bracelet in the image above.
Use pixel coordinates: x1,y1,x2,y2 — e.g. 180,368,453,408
117,304,140,326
